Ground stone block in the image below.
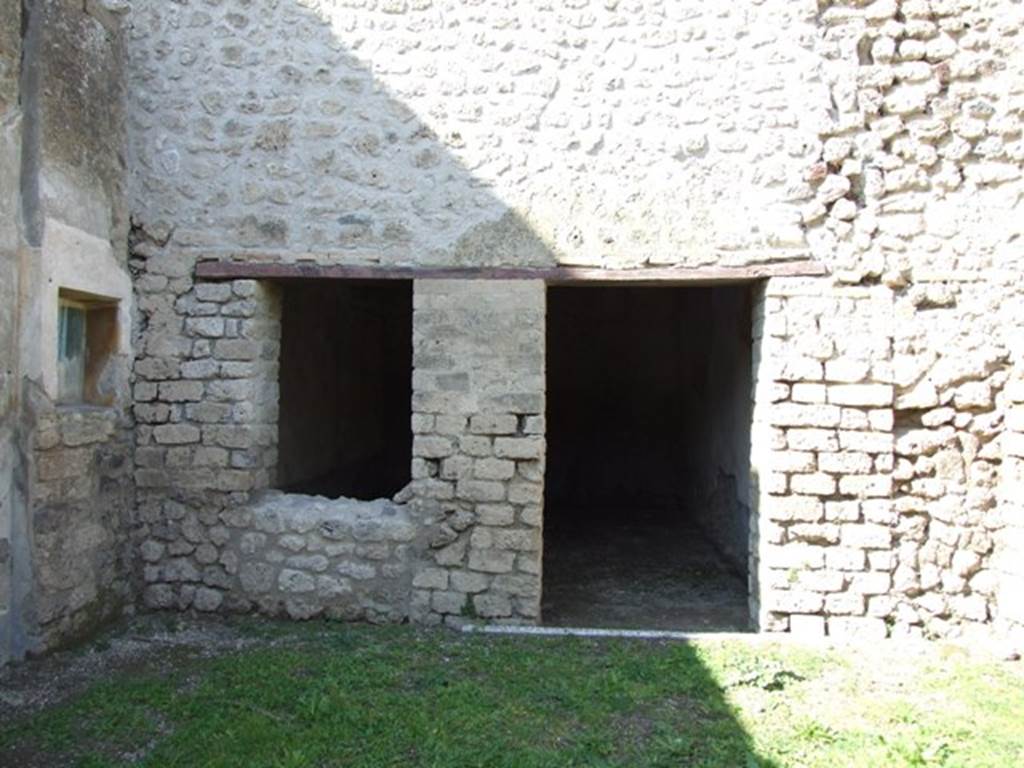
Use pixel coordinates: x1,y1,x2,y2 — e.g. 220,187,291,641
791,383,827,403
789,614,826,638
468,548,515,573
522,415,545,434
469,413,518,435
766,495,822,523
827,384,894,407
456,479,506,502
786,428,839,451
414,435,454,458
451,571,490,593
193,587,224,612
798,570,845,592
411,414,435,433
435,414,468,435
766,590,824,613
287,555,329,572
508,481,542,505
818,452,874,475
195,283,233,302
459,436,492,457
790,473,837,495
841,524,892,550
781,402,847,430
413,568,450,590
144,584,175,609
850,572,892,595
186,317,225,338
838,475,892,498
179,359,220,379
214,339,261,361
828,616,886,640
474,458,515,481
824,592,867,616
477,503,515,526
520,506,542,527
789,523,840,545
440,455,473,480
279,569,316,593
765,543,825,569
153,424,201,444
493,437,543,460
771,451,816,473
474,593,512,618
824,359,870,383
431,590,466,614
492,529,540,552
838,431,892,453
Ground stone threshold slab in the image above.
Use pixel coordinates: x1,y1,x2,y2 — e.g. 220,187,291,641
460,624,756,641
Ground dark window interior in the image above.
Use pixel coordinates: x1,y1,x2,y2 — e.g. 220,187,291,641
276,280,412,500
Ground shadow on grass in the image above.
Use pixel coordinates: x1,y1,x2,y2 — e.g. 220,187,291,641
0,621,782,768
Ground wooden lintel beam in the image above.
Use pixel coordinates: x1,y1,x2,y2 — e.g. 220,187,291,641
194,259,827,283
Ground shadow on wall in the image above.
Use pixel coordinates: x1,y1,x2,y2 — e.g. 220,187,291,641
126,0,819,267
127,0,782,755
129,0,559,266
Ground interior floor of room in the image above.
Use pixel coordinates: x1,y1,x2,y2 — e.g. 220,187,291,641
541,509,750,631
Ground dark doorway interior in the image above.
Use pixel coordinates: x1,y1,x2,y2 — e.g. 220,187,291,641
543,284,753,630
276,280,412,500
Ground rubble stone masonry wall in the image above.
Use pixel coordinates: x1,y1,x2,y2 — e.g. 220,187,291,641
4,0,1018,654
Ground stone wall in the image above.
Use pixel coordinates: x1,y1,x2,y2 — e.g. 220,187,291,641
0,0,24,666
116,0,1024,644
407,281,546,624
124,0,824,267
757,0,1024,640
995,371,1024,646
143,492,421,622
133,274,546,626
752,279,900,639
1,0,135,664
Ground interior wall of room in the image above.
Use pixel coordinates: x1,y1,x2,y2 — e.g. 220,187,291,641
688,286,754,574
277,281,412,500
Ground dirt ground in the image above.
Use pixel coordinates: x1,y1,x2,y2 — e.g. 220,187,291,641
0,614,268,724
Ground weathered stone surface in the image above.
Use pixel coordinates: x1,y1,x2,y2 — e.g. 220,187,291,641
4,0,1015,665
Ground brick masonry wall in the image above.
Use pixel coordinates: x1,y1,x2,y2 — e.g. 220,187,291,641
752,279,900,639
407,280,545,625
786,0,1024,640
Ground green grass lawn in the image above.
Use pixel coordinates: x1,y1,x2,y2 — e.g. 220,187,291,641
1,619,1022,767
